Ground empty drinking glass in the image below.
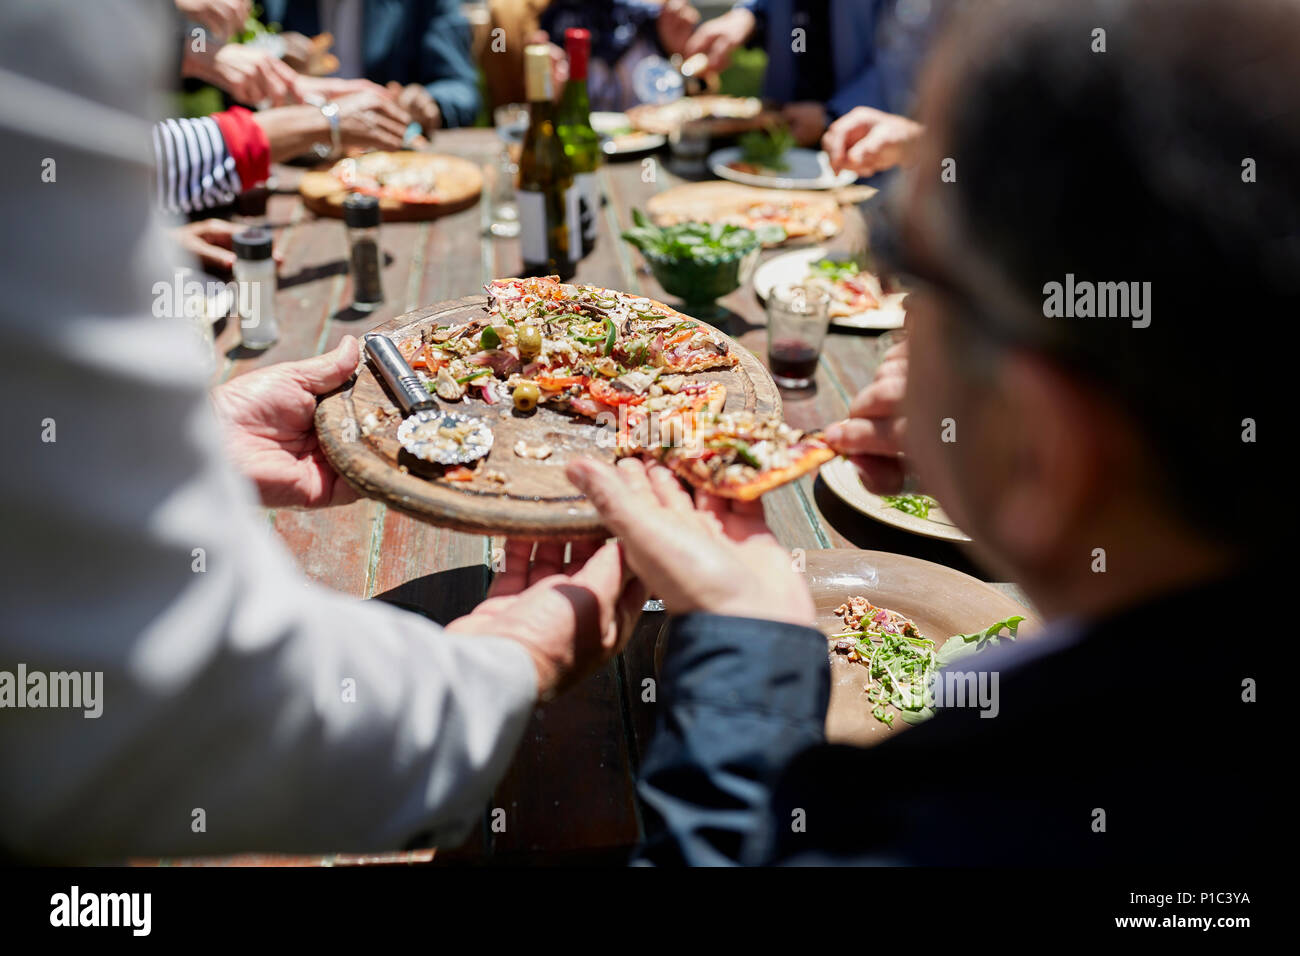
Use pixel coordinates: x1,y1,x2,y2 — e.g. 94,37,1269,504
490,103,528,238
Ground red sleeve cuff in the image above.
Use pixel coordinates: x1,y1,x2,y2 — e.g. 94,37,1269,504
212,106,271,191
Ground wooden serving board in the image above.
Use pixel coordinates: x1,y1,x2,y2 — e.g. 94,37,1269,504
626,96,778,138
645,181,846,246
315,296,783,539
299,153,482,222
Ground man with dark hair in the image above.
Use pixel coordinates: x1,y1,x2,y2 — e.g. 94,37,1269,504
565,0,1289,864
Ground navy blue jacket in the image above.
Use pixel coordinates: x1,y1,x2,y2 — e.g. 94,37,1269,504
634,567,1272,865
262,0,480,127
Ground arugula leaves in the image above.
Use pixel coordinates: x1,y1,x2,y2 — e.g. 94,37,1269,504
738,124,795,171
881,493,938,520
809,258,862,283
934,616,1024,668
621,209,783,261
834,614,1025,726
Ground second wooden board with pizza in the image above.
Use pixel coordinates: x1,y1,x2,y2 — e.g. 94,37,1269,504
645,180,857,247
316,278,833,538
299,151,482,221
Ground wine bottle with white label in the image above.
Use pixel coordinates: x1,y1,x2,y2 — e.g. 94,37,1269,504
558,27,600,259
518,44,575,280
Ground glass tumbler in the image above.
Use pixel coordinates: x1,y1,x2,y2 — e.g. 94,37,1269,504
766,283,831,389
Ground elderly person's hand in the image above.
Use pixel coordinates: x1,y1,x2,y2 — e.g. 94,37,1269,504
822,106,923,178
211,336,360,508
823,337,909,493
565,458,815,627
447,540,645,698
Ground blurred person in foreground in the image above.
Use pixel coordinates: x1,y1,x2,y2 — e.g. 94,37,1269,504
0,0,640,862
565,0,1290,864
259,0,481,130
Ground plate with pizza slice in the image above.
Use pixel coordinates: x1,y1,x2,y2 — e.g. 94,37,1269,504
649,548,1036,746
645,181,861,248
753,247,908,329
315,278,834,538
806,550,1035,747
299,151,482,222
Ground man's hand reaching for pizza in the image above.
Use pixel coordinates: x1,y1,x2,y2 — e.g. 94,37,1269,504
822,106,924,178
447,540,645,699
823,337,908,493
211,336,360,508
565,458,816,627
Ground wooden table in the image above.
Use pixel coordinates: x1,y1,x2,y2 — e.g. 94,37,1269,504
206,129,1022,865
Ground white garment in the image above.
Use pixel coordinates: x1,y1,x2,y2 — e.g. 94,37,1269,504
0,0,536,862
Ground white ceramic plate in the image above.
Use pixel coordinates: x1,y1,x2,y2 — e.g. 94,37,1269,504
591,111,666,157
752,247,907,330
820,457,972,543
709,147,857,190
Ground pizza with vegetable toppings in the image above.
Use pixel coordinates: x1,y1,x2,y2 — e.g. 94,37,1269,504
330,152,442,204
617,410,835,501
402,276,737,435
394,277,831,498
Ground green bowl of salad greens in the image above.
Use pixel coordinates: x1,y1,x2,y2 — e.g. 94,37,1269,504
622,210,782,314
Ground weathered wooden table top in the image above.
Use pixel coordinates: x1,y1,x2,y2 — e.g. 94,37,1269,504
199,128,1025,866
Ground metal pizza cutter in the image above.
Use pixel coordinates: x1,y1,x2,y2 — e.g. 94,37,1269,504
363,333,494,465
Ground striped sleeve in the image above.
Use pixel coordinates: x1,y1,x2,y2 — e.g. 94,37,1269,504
151,115,242,214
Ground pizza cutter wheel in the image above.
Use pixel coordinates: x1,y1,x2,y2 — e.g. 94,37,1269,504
364,333,494,466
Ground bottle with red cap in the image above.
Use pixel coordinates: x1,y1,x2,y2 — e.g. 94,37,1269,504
558,27,600,258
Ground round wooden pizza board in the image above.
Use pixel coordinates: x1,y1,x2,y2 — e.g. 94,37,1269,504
645,181,861,247
625,96,778,138
315,295,783,539
299,152,483,222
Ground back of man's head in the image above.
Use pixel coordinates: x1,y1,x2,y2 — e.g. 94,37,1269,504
921,0,1296,555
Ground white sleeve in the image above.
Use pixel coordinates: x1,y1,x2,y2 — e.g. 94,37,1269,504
0,0,536,861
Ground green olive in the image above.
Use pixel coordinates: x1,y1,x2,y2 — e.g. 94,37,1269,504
513,381,540,412
517,325,542,359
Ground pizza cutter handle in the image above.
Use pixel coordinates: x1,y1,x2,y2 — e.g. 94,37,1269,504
364,333,437,416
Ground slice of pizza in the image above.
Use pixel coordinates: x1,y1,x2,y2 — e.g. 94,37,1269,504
618,410,835,501
332,152,441,204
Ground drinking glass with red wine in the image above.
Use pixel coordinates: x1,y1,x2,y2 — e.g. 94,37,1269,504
766,283,831,389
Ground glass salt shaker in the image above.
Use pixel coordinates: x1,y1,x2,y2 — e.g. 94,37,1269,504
343,193,384,312
233,227,278,350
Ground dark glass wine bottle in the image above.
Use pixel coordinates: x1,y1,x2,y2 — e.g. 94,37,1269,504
558,27,600,258
518,44,575,280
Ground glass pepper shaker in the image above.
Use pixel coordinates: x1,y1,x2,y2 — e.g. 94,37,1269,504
233,227,278,350
343,193,384,312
